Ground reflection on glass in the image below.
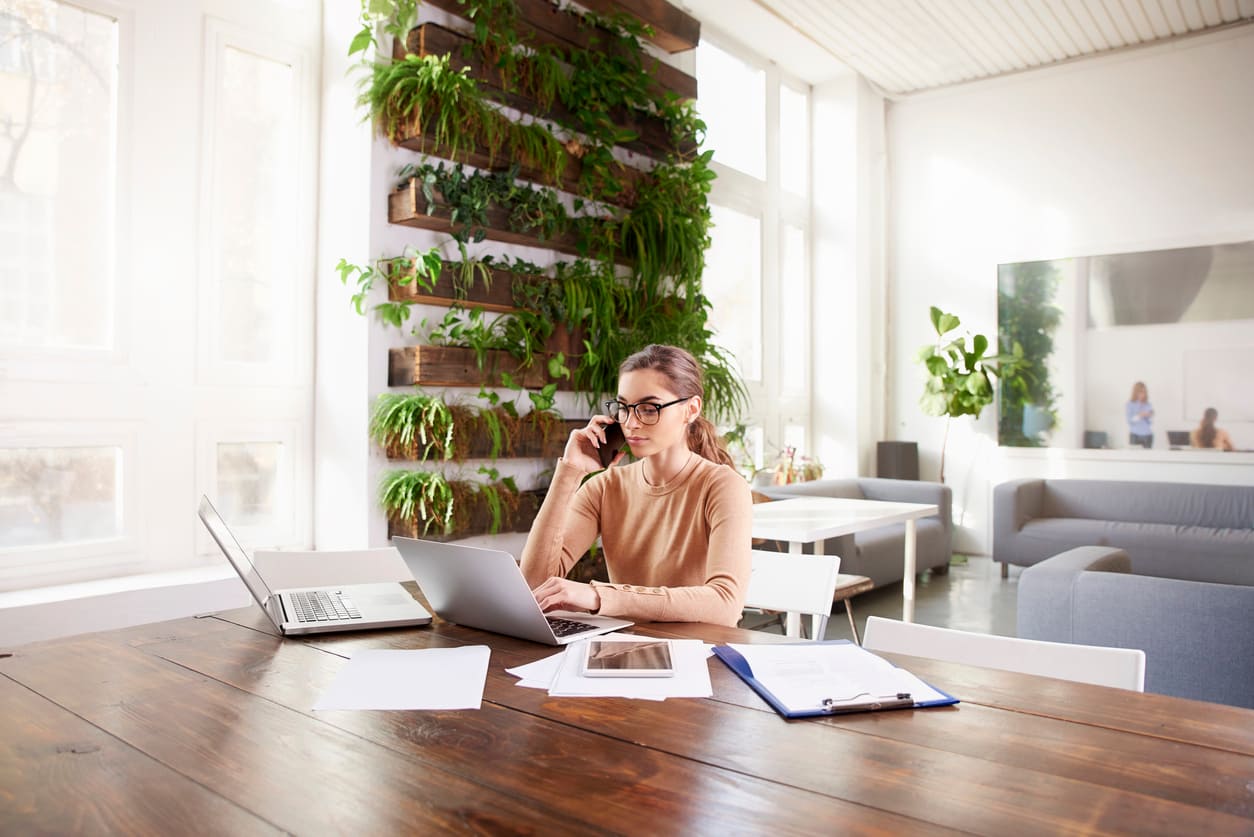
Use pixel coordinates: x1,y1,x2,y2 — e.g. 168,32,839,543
0,2,117,350
0,446,122,548
696,40,765,179
998,240,1254,449
216,442,281,527
704,205,762,380
213,47,296,364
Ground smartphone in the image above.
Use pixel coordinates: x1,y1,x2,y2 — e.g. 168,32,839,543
582,639,675,677
597,421,626,468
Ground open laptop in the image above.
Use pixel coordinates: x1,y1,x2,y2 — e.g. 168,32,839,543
1167,430,1191,449
395,538,632,645
198,496,431,636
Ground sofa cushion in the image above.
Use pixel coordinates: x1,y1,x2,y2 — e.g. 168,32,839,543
1041,480,1254,530
1018,518,1254,584
758,479,865,501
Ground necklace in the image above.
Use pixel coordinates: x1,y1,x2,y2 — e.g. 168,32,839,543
645,449,694,486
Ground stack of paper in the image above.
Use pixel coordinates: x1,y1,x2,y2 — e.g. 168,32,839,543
506,633,713,700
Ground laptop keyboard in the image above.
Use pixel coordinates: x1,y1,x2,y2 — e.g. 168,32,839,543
290,590,362,623
547,616,598,638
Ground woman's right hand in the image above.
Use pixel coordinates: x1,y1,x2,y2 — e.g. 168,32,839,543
563,415,623,472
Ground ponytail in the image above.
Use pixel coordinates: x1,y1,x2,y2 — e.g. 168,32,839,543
688,416,735,467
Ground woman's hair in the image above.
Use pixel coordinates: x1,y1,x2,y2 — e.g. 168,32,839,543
618,344,735,467
1130,381,1148,401
1198,407,1219,448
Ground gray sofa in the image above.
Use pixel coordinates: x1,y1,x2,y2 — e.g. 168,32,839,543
993,478,1254,583
755,478,952,588
1018,546,1254,708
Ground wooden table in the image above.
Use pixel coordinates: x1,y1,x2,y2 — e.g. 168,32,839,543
752,496,940,627
4,591,1253,835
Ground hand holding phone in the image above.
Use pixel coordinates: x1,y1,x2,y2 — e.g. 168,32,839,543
597,421,625,468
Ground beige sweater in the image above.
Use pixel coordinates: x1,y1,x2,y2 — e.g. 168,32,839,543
521,455,752,627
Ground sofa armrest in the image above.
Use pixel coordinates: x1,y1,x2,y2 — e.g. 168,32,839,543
1017,546,1130,642
993,479,1045,546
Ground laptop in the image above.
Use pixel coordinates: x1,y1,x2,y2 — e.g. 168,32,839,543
395,537,632,645
198,496,431,636
1167,431,1191,449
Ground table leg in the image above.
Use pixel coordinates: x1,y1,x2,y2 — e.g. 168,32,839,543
785,541,803,638
903,518,917,623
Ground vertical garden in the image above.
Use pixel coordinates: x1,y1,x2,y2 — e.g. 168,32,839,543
340,0,747,539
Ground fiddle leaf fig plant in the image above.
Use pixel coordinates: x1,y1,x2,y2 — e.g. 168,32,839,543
917,306,1025,482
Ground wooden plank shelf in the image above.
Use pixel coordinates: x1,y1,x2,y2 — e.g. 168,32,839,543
388,344,571,390
388,177,619,261
422,0,697,100
393,115,650,208
400,23,694,161
387,260,538,314
576,0,700,54
383,418,584,461
387,488,544,541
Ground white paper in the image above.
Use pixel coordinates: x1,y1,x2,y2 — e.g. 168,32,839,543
506,651,566,690
727,642,948,712
313,647,491,711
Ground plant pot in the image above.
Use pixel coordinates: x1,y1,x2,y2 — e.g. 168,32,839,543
388,345,554,389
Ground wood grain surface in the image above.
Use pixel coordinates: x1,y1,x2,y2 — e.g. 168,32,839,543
4,603,1253,836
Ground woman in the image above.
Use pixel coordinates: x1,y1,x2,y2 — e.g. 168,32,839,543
1190,407,1235,451
1125,381,1154,448
521,344,751,627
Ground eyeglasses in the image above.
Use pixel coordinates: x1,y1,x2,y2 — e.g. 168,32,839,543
604,397,692,426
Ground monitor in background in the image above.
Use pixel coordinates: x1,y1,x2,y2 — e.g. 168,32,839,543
1166,431,1191,449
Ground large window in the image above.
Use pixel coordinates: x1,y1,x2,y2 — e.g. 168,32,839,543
697,38,812,477
0,1,318,592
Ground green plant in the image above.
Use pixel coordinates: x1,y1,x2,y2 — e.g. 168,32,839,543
378,469,455,535
336,245,443,327
998,262,1062,447
917,306,1024,482
370,392,456,461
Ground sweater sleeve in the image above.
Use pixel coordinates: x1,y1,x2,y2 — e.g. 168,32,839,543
520,458,602,588
591,469,752,627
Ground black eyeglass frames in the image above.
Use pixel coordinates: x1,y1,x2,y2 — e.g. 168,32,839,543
604,397,692,426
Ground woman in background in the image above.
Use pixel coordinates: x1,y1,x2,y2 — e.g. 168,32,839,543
1190,407,1235,451
521,344,751,627
1125,381,1154,448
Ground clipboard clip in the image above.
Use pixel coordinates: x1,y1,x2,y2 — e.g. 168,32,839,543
821,692,914,714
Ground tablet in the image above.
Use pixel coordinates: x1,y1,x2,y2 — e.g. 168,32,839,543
582,638,675,677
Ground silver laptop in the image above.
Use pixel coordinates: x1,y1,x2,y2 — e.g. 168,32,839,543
198,496,431,636
395,537,632,645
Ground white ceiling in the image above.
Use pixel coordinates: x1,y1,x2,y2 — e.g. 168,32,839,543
686,0,1254,95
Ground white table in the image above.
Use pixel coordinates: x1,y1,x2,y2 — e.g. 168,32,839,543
751,496,940,632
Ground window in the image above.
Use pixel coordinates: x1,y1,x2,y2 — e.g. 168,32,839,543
698,33,812,474
0,2,318,592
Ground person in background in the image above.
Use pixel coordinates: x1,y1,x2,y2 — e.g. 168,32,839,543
521,344,751,627
1190,407,1235,451
1125,381,1154,448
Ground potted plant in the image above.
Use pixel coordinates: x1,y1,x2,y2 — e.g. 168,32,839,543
917,306,1024,482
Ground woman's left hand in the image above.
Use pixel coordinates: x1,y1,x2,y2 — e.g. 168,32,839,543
532,577,601,614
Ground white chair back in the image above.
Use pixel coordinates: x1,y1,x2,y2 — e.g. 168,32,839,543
861,616,1145,691
743,550,841,639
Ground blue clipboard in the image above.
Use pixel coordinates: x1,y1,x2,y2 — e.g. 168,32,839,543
713,640,959,719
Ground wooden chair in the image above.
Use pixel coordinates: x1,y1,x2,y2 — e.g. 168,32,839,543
861,616,1146,691
743,550,841,639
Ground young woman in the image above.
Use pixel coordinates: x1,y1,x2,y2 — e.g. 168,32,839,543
1190,407,1235,451
1125,381,1154,448
521,344,751,627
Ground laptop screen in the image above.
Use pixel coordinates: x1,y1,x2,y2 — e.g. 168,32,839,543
198,495,279,616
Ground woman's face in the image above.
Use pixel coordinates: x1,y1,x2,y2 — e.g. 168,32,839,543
615,368,699,458
1134,384,1147,401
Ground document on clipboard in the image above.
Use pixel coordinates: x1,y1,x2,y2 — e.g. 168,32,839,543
713,640,958,719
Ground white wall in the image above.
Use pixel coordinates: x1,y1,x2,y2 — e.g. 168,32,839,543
885,27,1254,553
